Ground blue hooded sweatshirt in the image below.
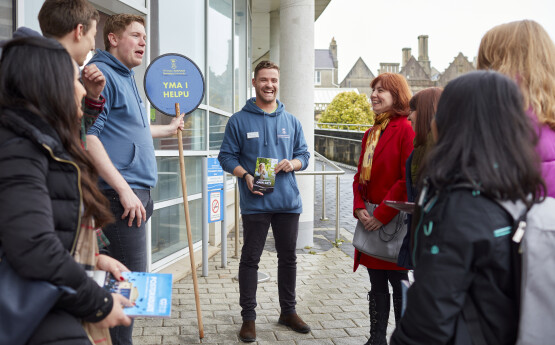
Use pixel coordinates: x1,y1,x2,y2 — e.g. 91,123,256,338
87,49,156,190
218,98,310,214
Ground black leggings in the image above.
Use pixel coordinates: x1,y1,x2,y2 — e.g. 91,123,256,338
367,268,408,296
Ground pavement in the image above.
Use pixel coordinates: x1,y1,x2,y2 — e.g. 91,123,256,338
132,163,400,344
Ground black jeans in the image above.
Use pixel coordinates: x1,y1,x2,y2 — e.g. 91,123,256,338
367,268,408,296
239,213,300,321
102,188,153,345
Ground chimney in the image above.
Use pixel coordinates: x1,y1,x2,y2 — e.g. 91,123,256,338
329,37,338,68
417,35,431,76
418,35,429,61
402,48,411,67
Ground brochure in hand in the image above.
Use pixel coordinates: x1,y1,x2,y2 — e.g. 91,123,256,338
92,271,173,318
253,157,278,193
384,200,415,214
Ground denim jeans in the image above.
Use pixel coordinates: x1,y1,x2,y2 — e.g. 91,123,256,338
102,188,153,345
239,213,300,321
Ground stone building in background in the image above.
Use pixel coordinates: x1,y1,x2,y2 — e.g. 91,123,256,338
340,57,374,97
341,34,475,95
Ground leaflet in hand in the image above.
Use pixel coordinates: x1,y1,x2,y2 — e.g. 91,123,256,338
384,200,415,214
92,270,173,318
253,157,278,193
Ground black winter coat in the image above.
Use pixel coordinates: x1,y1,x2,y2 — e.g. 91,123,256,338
390,188,518,345
0,108,113,343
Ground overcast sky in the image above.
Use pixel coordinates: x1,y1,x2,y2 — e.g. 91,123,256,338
315,0,555,82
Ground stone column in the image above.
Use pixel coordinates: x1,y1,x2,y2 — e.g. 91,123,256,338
270,10,280,66
279,0,315,248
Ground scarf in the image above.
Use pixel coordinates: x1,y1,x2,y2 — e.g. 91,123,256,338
359,112,391,185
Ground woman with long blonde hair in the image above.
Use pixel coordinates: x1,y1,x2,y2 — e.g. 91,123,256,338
477,19,555,196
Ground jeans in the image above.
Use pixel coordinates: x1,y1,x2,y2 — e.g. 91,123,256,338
102,188,153,345
239,213,300,321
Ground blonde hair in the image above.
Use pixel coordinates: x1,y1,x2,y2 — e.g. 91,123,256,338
477,20,555,129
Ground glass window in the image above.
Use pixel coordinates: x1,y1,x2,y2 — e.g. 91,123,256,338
22,0,43,34
0,0,13,41
209,0,233,113
209,112,229,150
150,198,202,263
234,0,248,111
152,156,203,203
152,108,205,151
158,0,205,78
314,70,321,85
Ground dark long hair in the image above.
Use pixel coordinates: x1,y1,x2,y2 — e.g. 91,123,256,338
410,87,442,146
0,37,113,226
420,71,546,203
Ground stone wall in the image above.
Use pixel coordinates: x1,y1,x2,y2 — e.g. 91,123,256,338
315,129,364,166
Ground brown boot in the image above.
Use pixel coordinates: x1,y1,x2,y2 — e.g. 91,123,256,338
278,313,311,333
239,320,256,342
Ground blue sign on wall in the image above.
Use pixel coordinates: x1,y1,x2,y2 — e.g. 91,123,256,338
207,157,224,191
144,54,205,116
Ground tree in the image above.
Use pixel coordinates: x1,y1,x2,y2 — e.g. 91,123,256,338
318,91,374,130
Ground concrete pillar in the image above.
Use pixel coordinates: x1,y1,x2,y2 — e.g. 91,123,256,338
270,10,280,66
279,0,315,249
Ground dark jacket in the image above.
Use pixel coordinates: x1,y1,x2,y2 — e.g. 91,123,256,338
0,108,113,342
396,151,415,269
391,188,518,345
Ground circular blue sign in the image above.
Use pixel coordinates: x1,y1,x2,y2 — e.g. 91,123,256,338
144,53,205,116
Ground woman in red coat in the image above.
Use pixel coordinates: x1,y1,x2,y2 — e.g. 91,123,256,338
353,73,414,345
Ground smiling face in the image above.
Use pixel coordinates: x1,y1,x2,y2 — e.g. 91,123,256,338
252,68,279,107
108,21,146,69
371,80,394,114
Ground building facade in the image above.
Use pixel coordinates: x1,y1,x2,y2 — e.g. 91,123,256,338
5,0,329,273
340,57,374,97
314,37,339,87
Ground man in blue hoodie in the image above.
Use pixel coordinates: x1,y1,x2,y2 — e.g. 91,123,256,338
86,14,183,345
218,61,311,343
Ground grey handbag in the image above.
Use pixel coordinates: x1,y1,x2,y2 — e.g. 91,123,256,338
353,202,407,263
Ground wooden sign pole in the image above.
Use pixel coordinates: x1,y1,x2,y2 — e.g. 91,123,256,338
175,103,204,339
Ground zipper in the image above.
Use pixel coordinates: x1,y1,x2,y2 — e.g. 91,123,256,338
42,143,83,255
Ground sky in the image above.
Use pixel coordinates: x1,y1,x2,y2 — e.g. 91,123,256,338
315,0,555,82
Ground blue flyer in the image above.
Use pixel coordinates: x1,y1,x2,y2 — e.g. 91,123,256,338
95,271,173,318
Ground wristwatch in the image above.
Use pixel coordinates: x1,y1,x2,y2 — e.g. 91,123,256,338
242,172,249,179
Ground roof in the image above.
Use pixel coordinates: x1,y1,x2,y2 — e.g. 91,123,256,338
315,49,335,69
314,88,359,104
340,57,375,85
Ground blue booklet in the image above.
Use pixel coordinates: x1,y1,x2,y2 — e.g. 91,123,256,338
92,271,173,318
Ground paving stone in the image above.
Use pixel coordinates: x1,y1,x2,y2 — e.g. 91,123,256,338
311,328,350,338
130,166,399,345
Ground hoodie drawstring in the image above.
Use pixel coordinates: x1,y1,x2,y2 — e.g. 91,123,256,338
264,113,267,146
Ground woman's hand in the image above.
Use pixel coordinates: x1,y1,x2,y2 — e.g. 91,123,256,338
366,216,383,231
356,208,383,231
95,293,133,328
96,254,130,282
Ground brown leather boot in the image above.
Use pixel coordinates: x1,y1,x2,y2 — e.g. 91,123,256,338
278,313,311,333
239,320,256,342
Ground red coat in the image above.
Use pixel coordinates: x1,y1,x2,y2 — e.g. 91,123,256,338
353,115,415,271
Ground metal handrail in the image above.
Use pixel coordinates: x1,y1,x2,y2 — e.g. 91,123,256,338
315,122,372,132
233,152,345,256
